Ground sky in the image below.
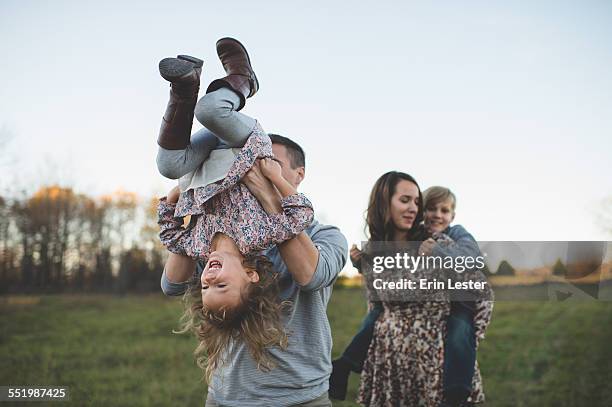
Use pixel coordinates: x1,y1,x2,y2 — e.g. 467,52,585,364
1,0,611,275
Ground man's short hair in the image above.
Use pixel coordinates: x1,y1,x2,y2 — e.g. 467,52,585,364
268,134,305,169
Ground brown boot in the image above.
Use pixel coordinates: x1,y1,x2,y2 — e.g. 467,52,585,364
206,38,258,111
157,55,203,150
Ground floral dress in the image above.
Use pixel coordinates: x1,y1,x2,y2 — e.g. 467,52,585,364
358,235,494,407
157,123,314,261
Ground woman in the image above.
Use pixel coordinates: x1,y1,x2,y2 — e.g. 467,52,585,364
353,171,491,406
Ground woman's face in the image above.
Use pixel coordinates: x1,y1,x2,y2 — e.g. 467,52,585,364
200,250,259,312
389,179,419,237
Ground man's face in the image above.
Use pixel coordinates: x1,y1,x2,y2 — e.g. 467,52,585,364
272,144,304,188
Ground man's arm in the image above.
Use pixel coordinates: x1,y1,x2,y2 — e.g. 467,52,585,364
277,231,320,286
243,160,346,287
298,225,348,291
159,186,198,296
161,252,199,298
165,253,197,283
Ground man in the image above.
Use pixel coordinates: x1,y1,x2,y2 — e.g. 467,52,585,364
161,133,348,406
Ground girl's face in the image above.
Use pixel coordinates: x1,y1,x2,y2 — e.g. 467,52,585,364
424,198,455,234
389,180,419,238
201,250,259,312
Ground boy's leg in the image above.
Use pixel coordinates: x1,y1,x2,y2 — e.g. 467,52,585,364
341,302,383,372
329,303,383,400
156,128,219,179
443,302,477,406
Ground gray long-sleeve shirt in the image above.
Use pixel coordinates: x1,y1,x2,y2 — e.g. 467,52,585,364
161,219,348,406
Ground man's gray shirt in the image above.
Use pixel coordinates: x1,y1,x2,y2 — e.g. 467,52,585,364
161,220,348,406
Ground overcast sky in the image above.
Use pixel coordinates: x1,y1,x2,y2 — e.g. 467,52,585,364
2,0,611,275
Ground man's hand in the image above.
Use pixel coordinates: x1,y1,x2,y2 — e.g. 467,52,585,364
419,238,437,256
166,185,181,204
242,159,282,214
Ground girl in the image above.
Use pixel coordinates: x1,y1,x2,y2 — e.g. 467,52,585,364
155,38,313,382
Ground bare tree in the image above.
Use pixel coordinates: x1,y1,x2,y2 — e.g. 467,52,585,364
1,180,167,294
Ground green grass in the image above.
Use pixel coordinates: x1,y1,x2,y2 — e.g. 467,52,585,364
1,290,611,406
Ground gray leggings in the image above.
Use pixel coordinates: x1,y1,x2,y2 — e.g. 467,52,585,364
156,88,257,179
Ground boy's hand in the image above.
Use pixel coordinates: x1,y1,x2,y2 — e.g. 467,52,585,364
259,157,283,182
350,244,363,269
419,238,437,256
166,185,181,204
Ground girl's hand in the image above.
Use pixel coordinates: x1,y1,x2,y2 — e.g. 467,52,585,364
166,185,181,204
350,244,363,268
259,158,283,182
419,238,437,256
242,160,283,214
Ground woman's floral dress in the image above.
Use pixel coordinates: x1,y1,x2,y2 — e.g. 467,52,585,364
358,235,494,407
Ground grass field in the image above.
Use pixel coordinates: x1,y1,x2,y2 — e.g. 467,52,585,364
1,289,611,406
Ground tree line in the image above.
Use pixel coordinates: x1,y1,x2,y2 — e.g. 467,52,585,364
0,185,168,295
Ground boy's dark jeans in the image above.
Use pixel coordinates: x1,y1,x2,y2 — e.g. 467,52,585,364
443,302,476,403
339,302,476,398
339,302,384,372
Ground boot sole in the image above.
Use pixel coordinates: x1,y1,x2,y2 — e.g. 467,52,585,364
216,37,259,94
178,55,203,68
159,57,202,82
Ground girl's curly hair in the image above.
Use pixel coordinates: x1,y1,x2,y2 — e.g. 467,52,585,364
174,253,289,383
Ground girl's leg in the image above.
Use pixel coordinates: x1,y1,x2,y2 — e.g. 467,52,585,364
157,55,203,150
194,88,256,148
194,38,259,147
156,128,219,179
156,54,218,180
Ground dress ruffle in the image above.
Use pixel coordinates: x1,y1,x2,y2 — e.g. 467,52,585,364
174,122,273,218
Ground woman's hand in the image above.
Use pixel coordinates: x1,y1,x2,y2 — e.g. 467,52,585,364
166,185,181,204
350,244,363,269
259,158,283,182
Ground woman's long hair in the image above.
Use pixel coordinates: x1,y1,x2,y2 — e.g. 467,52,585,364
365,171,426,242
175,254,289,383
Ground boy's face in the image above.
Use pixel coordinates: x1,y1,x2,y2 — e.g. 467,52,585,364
424,198,455,234
200,250,259,312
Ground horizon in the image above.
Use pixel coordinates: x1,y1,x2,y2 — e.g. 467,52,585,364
2,0,611,280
